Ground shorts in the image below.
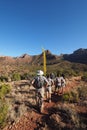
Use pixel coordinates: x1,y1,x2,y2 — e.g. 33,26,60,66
36,87,45,98
55,85,61,89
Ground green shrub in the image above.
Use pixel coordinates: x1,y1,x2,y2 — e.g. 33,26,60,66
62,90,79,103
70,90,79,103
0,101,8,128
0,84,11,99
62,93,70,101
12,73,21,81
0,84,11,129
77,86,87,100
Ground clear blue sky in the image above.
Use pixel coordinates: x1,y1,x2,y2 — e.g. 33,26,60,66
0,0,87,57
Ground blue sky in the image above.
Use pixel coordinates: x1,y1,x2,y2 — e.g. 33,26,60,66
0,0,87,57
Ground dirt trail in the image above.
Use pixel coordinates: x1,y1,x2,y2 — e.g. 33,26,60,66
3,76,86,130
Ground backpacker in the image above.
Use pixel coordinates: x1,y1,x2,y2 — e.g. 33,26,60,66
55,77,61,86
48,78,54,86
33,76,44,89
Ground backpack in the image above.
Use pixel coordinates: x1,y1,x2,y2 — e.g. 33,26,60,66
61,78,66,86
55,77,61,86
48,78,53,86
33,76,44,89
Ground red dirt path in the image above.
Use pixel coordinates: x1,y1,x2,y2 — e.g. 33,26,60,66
4,77,87,130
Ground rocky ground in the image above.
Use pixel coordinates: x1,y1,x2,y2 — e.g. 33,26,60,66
3,77,87,130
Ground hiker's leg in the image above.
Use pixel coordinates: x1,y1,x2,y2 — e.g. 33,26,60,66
62,86,64,94
55,85,57,94
48,86,51,102
36,90,39,105
40,87,45,113
46,87,49,101
57,86,60,94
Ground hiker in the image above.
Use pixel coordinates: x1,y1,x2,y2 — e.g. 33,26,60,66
59,74,66,95
46,74,54,103
54,73,66,95
50,72,55,79
32,70,48,113
54,73,62,95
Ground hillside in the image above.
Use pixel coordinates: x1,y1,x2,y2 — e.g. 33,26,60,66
63,48,87,64
0,48,87,77
0,50,61,65
0,48,87,130
0,48,87,65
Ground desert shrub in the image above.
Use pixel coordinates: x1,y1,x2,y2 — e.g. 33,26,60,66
0,76,8,82
62,93,70,101
61,69,76,78
0,84,11,129
11,73,21,81
47,104,80,130
70,90,79,103
0,84,11,99
62,90,79,103
21,73,31,80
0,100,8,129
77,86,87,100
81,73,87,82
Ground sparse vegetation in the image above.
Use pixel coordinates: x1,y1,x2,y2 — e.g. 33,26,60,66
0,100,8,129
37,103,80,130
81,73,87,82
0,84,11,99
77,85,87,101
0,84,11,129
0,76,8,82
11,73,21,81
0,49,87,129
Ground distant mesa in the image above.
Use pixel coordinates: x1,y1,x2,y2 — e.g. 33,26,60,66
0,48,87,65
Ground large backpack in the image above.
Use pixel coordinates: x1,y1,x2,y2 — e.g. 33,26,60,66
48,78,53,86
33,76,44,89
55,77,61,86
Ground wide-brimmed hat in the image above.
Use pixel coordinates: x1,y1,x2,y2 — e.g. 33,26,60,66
37,70,44,76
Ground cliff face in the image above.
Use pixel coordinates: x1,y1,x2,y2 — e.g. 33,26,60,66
63,48,87,64
0,50,61,66
1,48,87,65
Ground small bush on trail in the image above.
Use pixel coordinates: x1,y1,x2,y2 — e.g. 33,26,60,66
0,84,11,99
0,100,8,129
62,90,79,103
11,73,21,81
0,84,11,129
62,93,70,101
70,90,79,103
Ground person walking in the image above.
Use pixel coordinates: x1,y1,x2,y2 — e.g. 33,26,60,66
54,73,66,95
46,74,54,103
54,73,62,95
32,70,48,113
60,74,66,95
